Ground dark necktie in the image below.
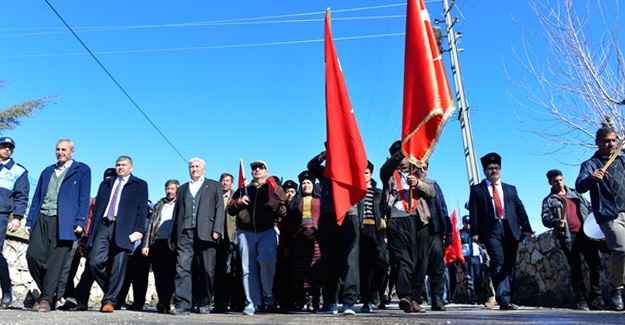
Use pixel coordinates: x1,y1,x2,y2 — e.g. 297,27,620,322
106,178,123,220
492,183,504,218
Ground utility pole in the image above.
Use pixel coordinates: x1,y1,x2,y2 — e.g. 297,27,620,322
439,0,481,186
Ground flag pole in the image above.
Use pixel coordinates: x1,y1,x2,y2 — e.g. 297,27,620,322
409,164,413,212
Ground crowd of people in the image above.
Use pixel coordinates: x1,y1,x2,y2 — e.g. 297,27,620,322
0,127,623,316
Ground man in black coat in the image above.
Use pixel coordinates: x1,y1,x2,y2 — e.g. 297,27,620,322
87,156,148,313
168,157,224,315
468,152,533,310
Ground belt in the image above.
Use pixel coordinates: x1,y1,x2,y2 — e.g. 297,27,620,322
363,219,376,226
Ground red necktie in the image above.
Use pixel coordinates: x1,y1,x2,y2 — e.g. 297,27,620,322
492,183,504,218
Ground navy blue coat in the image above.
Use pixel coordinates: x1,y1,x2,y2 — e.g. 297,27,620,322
468,180,533,242
26,161,91,241
88,174,148,251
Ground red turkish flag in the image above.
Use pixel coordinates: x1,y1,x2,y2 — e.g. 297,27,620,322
323,10,368,226
401,0,455,165
238,158,247,189
444,210,465,265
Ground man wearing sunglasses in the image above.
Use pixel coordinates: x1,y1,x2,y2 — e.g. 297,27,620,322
227,160,286,315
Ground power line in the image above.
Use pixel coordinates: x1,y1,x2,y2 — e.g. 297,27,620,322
43,0,187,164
0,32,405,59
0,15,407,38
362,1,398,139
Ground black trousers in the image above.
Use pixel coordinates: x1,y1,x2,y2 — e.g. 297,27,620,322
88,219,130,306
149,239,176,307
359,229,388,304
26,213,73,302
426,231,445,303
388,216,415,301
174,228,218,309
0,213,12,295
117,249,150,307
57,242,80,300
317,212,360,305
561,232,602,298
484,219,518,306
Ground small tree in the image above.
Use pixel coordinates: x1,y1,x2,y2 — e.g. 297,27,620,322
505,0,624,156
0,80,55,133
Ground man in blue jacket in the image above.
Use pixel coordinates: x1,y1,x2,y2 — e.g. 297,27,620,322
26,139,91,312
576,126,625,310
0,137,29,309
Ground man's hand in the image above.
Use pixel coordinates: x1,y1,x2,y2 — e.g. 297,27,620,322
239,196,250,206
24,226,30,235
168,242,176,251
74,225,83,234
8,219,20,232
557,219,566,228
523,232,534,242
131,231,143,242
472,235,479,243
406,175,418,187
212,232,221,240
443,235,453,248
592,168,607,181
141,247,149,257
267,199,281,210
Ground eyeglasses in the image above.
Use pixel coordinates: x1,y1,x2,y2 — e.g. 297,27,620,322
252,165,266,170
486,167,500,172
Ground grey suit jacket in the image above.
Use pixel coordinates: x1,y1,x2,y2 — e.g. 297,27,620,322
169,178,224,244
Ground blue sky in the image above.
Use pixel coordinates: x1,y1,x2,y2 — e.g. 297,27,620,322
0,1,620,234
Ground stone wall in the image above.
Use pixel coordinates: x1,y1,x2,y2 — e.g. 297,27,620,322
4,229,612,308
450,230,611,307
4,233,157,308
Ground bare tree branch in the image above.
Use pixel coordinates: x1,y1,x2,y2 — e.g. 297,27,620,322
504,0,624,158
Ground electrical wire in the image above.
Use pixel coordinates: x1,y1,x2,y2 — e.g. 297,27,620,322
43,0,187,163
0,32,405,59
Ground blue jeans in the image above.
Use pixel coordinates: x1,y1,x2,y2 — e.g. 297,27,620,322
238,228,278,307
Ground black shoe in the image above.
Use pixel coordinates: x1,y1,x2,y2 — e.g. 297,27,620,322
589,296,608,310
169,307,190,315
198,305,211,314
431,304,446,311
156,303,169,314
500,303,519,310
212,302,228,313
610,290,624,311
361,302,372,313
126,303,144,311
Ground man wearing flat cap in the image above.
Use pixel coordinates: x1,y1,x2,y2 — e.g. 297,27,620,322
468,152,533,310
228,160,286,315
0,137,28,309
380,141,436,313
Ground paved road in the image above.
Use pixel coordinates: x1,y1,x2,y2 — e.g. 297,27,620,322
2,303,624,325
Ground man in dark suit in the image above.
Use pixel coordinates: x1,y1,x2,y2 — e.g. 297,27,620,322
25,139,91,312
87,156,148,313
468,152,533,310
168,157,224,315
